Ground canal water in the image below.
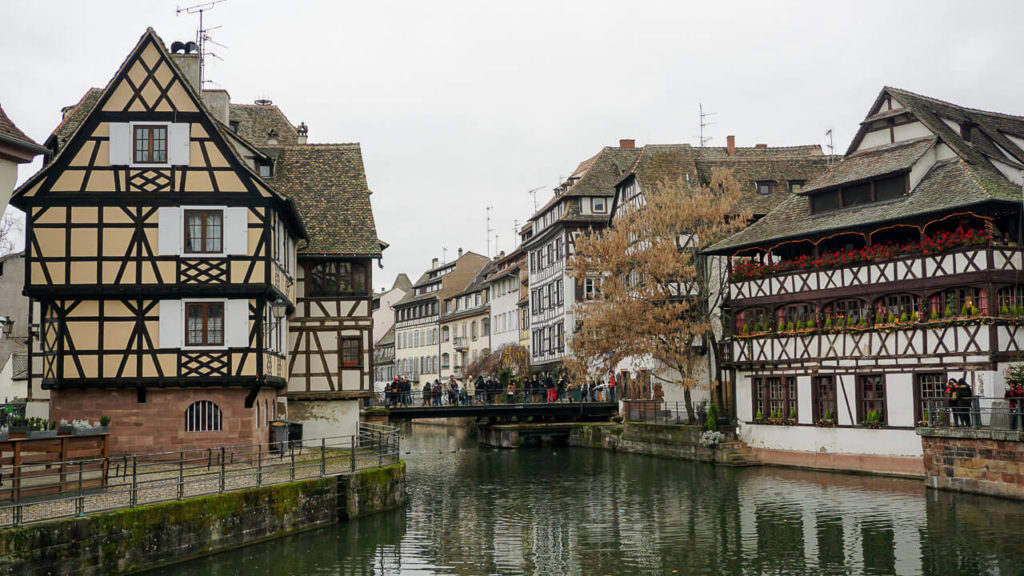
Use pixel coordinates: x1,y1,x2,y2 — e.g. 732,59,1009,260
152,422,1024,575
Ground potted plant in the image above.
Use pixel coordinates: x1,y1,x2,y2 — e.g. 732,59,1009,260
29,419,58,439
862,409,883,429
57,419,74,435
99,415,111,432
754,408,766,424
72,419,103,436
785,407,797,425
816,409,836,427
9,415,28,438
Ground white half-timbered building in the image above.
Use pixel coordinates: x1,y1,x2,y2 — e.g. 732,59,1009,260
708,87,1024,475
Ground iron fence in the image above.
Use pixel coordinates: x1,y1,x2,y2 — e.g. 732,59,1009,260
623,400,700,424
921,397,1024,431
0,424,400,527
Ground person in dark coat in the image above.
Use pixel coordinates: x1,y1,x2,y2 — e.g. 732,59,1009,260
954,378,973,427
1005,381,1024,431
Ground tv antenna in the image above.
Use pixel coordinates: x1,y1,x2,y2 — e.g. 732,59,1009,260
441,246,448,264
825,128,835,167
527,186,543,212
486,206,494,257
176,0,228,86
697,103,716,147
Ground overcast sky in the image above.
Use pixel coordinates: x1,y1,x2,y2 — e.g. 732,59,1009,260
2,0,1023,288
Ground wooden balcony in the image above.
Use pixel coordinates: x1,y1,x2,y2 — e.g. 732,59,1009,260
729,246,1023,302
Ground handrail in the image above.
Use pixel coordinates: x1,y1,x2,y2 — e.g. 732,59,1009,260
0,426,400,527
920,396,1024,432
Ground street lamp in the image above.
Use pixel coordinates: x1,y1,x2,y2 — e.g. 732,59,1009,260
0,317,13,337
271,298,288,320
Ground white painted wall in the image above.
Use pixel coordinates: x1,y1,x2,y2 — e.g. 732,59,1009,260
373,285,408,344
738,424,922,457
886,373,915,427
893,121,932,142
288,399,359,446
857,129,890,150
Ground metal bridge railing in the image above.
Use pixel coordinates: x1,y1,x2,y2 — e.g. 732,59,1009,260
370,387,617,408
0,424,400,528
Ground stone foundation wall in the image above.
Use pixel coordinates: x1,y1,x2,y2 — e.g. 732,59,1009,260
49,387,280,455
918,427,1024,500
570,422,754,465
0,463,407,576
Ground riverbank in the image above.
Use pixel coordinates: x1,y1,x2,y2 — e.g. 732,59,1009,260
0,462,406,576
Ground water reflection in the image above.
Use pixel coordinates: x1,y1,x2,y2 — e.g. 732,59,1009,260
150,422,1024,575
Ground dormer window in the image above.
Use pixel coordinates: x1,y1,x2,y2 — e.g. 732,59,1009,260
755,181,773,196
809,173,907,214
257,160,273,178
134,125,167,164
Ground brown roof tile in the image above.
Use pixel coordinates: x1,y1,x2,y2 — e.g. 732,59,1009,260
0,103,42,149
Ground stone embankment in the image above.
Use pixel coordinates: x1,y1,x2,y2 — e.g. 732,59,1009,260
0,462,406,576
569,422,758,466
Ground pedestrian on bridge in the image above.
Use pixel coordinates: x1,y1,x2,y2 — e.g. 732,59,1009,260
422,381,431,406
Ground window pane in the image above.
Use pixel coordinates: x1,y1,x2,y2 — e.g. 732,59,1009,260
205,212,222,252
875,175,905,202
187,304,204,345
207,303,224,345
185,213,203,252
152,127,167,162
843,183,871,207
811,191,839,212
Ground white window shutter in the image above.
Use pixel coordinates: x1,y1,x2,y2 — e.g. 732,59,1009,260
226,300,249,348
168,123,191,165
159,300,182,349
224,207,249,255
157,207,181,255
108,123,130,165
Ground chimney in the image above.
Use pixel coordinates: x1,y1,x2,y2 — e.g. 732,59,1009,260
458,248,464,258
296,122,309,145
727,135,736,156
169,52,201,92
432,257,439,268
619,139,635,149
201,89,231,124
755,144,767,149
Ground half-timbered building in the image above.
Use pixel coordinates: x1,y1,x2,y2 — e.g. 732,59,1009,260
10,29,306,454
708,87,1024,475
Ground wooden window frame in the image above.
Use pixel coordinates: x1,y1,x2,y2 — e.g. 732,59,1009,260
914,372,946,423
809,173,909,214
592,197,607,213
855,374,887,426
341,337,361,368
133,124,168,164
305,261,367,298
185,302,225,347
811,375,837,423
184,209,224,254
752,376,797,420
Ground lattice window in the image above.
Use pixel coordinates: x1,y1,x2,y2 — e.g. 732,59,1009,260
306,261,367,297
916,373,946,422
185,400,222,432
753,376,797,419
929,287,983,317
998,286,1024,313
825,298,870,325
875,293,920,321
341,337,361,368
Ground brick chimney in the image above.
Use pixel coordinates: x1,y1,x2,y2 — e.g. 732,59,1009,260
432,257,439,268
727,135,736,156
755,144,767,149
619,139,635,149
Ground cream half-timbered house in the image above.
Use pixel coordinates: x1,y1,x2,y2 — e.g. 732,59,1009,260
708,87,1024,475
10,29,305,454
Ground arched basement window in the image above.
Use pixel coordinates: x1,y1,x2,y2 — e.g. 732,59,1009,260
185,400,222,432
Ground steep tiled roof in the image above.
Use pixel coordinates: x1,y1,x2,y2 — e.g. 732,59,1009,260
228,103,300,147
0,104,42,148
800,137,934,194
272,144,380,256
710,88,1024,253
710,159,1016,252
616,143,831,217
45,89,104,153
376,326,395,347
533,146,642,221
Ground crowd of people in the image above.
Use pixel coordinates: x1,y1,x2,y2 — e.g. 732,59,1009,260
381,372,617,408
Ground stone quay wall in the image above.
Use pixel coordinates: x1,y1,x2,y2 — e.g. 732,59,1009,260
569,422,756,466
918,427,1024,500
0,462,406,576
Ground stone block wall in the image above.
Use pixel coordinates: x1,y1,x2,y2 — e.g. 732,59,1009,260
49,387,280,455
337,461,407,520
919,427,1024,500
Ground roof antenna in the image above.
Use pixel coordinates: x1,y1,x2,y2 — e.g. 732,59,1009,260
698,103,716,147
441,246,447,264
176,0,228,87
825,128,835,167
486,206,494,258
527,186,543,212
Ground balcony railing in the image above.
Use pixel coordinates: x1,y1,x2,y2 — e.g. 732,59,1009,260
729,245,1022,301
453,337,468,350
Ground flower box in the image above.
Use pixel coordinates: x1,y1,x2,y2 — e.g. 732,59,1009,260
28,430,58,439
815,419,836,428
